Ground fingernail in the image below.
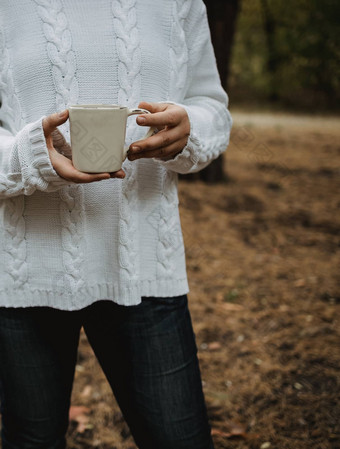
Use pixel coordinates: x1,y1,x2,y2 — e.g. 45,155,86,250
131,146,140,152
137,116,146,124
59,109,68,118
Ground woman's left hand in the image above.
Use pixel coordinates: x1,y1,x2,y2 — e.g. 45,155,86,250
127,102,190,161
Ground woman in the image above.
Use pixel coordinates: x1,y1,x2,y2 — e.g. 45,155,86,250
0,1,232,448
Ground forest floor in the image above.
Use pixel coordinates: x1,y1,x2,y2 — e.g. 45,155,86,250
65,110,340,449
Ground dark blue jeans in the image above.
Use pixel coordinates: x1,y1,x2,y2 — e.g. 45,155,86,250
0,295,214,449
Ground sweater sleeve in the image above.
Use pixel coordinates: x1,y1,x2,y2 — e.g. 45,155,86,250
0,116,72,199
155,1,232,174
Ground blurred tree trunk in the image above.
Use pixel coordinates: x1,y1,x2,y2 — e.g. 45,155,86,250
260,0,279,102
205,0,239,90
183,0,239,183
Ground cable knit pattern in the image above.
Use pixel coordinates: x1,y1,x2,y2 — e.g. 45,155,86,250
156,169,178,278
3,196,27,288
34,0,85,298
0,0,231,309
155,0,193,279
112,0,141,291
112,0,141,108
59,186,85,296
34,0,78,140
169,0,192,98
0,24,28,288
0,30,23,133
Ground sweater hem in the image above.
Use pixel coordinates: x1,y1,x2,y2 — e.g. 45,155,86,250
0,278,190,311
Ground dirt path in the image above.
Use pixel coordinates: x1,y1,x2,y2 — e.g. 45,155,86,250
232,110,340,132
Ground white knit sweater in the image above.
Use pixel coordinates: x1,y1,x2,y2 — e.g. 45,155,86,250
0,0,232,310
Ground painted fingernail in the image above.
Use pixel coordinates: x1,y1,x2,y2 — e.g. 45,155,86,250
137,116,146,124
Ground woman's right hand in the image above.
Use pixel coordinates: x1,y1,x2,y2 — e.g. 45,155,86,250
42,110,126,183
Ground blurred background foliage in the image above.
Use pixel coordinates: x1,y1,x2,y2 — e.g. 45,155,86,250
228,0,340,111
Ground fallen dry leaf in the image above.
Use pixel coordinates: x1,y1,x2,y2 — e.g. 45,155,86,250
211,428,234,438
294,278,306,287
80,385,92,398
212,420,247,438
218,303,245,312
211,420,259,440
69,405,91,433
208,341,222,350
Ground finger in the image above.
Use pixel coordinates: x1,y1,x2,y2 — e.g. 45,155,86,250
52,128,69,149
50,129,71,159
109,169,126,179
138,101,167,114
136,109,182,128
51,129,66,146
50,150,112,183
137,102,184,128
43,109,69,137
128,138,187,161
129,127,180,155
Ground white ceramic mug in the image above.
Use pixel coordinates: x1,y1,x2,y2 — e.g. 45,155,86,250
69,104,155,173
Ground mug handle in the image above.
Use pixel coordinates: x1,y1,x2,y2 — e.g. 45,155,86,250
123,108,158,158
127,107,151,116
128,108,158,138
